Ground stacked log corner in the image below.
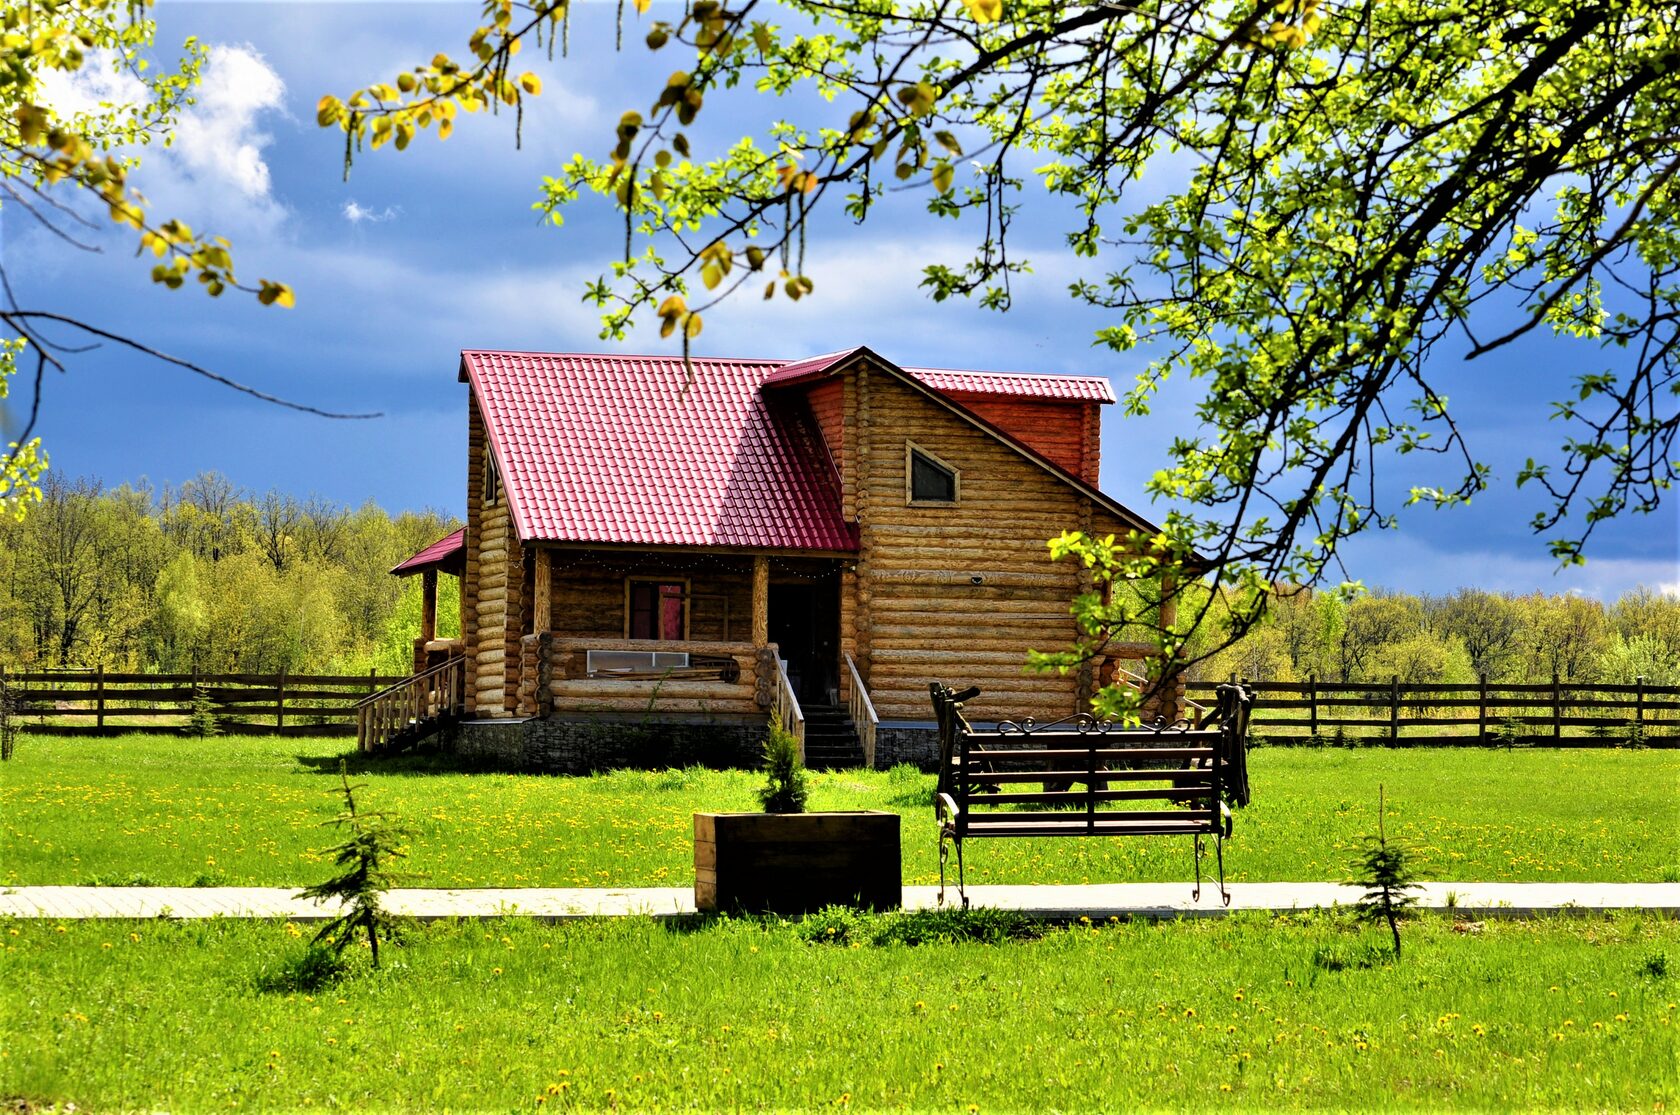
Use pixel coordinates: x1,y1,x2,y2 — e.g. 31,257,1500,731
693,811,901,914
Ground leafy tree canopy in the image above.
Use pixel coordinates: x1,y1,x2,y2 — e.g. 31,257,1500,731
332,0,1679,712
2,1,368,517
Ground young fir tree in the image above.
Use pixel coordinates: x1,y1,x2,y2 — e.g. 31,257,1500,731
298,761,408,969
758,713,809,814
1352,785,1422,960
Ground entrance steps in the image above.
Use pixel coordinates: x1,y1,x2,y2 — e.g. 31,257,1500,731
802,703,865,770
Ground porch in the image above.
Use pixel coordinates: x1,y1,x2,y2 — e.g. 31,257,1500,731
502,548,872,765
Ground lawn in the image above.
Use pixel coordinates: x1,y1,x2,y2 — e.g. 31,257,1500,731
1,733,1675,888
1,912,1675,1111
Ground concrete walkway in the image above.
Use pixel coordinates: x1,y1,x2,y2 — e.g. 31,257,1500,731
2,882,1675,921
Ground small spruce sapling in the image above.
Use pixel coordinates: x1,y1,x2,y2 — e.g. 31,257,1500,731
188,685,221,738
758,712,809,814
297,760,408,969
1352,784,1421,960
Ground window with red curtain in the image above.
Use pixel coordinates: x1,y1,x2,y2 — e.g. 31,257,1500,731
628,581,686,640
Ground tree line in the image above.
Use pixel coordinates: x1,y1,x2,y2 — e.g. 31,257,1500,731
1185,585,1680,689
0,473,460,678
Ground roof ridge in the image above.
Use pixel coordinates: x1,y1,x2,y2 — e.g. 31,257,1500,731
461,348,787,364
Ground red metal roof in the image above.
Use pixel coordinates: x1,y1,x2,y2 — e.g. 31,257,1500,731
761,347,1115,403
459,351,857,551
391,528,466,576
905,367,1115,403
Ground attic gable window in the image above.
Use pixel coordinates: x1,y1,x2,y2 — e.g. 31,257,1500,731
907,443,959,505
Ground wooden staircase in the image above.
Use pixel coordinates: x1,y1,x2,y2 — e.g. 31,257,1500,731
355,656,466,753
801,703,865,770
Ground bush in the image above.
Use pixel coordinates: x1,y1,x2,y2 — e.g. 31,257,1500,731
757,713,809,814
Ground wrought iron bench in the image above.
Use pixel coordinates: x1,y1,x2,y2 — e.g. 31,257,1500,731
928,681,1253,907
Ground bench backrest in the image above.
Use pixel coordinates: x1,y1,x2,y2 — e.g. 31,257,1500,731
929,682,1253,839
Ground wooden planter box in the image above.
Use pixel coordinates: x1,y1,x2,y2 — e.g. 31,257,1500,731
693,811,901,914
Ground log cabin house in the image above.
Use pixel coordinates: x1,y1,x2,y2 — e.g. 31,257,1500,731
381,345,1184,771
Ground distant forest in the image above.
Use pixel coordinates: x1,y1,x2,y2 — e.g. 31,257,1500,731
1,473,1673,687
1186,583,1679,688
0,474,461,678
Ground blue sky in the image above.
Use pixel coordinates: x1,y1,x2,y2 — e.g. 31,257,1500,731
6,2,1675,598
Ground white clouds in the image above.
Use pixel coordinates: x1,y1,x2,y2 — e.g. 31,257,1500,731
170,45,286,204
35,56,147,122
28,43,289,239
342,200,400,224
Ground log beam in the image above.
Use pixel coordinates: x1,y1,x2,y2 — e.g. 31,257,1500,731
752,555,769,647
532,547,552,635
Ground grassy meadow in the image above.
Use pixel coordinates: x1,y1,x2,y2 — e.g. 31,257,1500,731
1,733,1675,888
2,912,1675,1111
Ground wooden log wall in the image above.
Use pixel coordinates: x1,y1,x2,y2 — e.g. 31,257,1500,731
847,363,1094,724
463,397,485,714
544,637,763,716
546,554,757,641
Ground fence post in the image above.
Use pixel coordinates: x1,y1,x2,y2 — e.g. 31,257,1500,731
276,666,287,731
1635,675,1645,737
369,667,377,696
1389,675,1399,743
1478,673,1488,744
1552,672,1562,742
96,664,105,731
1307,673,1318,741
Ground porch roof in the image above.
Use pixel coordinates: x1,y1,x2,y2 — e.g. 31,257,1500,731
391,528,466,576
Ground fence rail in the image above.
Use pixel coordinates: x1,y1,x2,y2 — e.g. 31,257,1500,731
0,668,406,736
1184,675,1679,746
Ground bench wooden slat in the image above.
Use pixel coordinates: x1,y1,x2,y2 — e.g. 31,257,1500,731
968,787,1214,806
964,746,1215,763
961,818,1216,837
953,768,1219,784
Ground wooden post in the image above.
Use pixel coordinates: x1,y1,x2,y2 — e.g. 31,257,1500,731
421,569,439,644
1478,673,1489,744
1635,675,1646,739
1307,673,1318,740
96,664,105,731
531,549,551,636
369,667,377,696
1158,571,1177,635
1389,675,1399,743
276,666,287,730
1552,672,1562,742
752,554,769,648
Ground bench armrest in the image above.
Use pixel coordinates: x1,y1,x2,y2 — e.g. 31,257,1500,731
935,791,961,824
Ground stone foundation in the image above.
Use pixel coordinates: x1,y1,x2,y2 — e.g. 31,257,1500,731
873,724,942,770
451,714,765,774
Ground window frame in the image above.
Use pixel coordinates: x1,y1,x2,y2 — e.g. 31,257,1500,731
905,441,960,506
623,577,692,641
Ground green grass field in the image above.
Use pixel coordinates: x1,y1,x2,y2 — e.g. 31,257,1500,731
2,913,1675,1111
2,734,1675,887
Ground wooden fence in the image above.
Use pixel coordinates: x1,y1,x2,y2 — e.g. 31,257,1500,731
0,668,406,736
1184,676,1680,746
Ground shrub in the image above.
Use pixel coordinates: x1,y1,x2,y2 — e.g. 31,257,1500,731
757,713,809,814
869,907,1039,947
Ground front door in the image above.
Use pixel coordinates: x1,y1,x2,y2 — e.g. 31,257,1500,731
768,579,839,704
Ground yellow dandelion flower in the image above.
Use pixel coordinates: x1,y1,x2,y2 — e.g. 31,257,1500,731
492,967,503,975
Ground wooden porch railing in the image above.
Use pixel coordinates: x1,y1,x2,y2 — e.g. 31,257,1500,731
355,655,465,753
844,652,879,768
772,656,806,765
1110,658,1209,726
